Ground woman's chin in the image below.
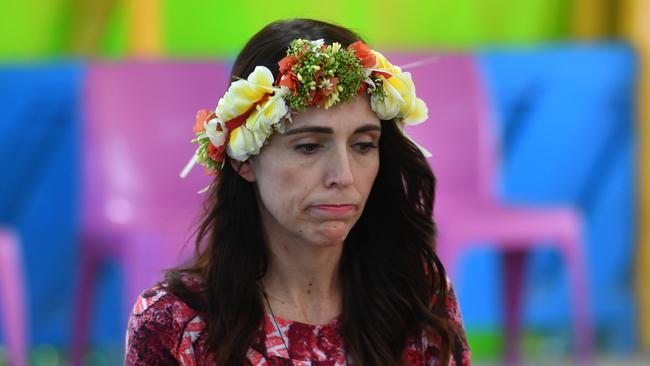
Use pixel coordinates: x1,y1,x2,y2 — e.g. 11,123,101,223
313,221,351,246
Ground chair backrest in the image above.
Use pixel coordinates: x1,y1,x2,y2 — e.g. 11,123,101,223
394,54,498,208
82,62,230,248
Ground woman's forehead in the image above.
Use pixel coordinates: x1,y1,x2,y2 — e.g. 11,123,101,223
288,96,380,131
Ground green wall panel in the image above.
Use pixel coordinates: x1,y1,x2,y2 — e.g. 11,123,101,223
162,0,371,58
0,0,127,60
1,0,571,59
0,0,68,58
162,0,571,57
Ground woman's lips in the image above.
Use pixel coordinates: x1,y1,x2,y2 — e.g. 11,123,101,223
311,204,356,214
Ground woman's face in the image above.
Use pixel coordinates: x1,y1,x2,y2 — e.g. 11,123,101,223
246,95,381,248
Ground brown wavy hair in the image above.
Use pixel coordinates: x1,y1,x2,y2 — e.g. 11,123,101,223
166,18,461,365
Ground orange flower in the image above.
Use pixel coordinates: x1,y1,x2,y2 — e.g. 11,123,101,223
278,55,298,74
278,71,299,94
348,41,376,68
192,109,212,133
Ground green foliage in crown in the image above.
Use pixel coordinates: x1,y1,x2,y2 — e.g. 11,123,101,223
281,39,367,111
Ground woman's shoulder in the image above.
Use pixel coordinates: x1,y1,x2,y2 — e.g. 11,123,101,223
131,273,203,317
130,284,189,318
125,274,207,365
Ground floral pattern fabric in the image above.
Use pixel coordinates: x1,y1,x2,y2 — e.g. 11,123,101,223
125,278,471,365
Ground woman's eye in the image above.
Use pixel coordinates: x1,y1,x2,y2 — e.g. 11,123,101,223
353,142,378,153
295,143,321,154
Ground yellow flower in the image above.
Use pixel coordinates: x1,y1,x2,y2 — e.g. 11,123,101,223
371,50,402,75
216,66,276,122
402,97,428,125
227,126,259,162
246,93,289,148
227,91,289,162
371,72,428,125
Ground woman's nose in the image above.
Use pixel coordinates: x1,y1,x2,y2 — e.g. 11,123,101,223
324,146,354,187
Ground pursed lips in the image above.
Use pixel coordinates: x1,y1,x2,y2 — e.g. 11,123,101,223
310,204,357,213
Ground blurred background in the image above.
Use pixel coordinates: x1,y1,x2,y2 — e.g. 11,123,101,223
0,0,649,365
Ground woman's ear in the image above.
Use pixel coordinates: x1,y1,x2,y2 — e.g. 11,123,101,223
229,159,256,182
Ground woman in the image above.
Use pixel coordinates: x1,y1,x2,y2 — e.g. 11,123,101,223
125,18,471,366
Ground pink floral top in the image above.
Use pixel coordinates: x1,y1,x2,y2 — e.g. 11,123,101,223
125,277,471,365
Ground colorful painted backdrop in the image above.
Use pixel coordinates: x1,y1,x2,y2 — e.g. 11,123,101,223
0,0,648,363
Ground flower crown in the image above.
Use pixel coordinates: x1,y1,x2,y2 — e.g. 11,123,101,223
181,38,429,180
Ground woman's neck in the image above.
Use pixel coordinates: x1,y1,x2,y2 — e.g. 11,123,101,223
261,237,343,325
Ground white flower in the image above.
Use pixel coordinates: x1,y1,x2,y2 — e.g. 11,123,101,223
216,66,276,122
203,117,228,147
370,76,404,120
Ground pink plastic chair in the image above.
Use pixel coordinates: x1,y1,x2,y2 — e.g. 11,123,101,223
71,62,230,365
400,54,593,365
0,227,27,366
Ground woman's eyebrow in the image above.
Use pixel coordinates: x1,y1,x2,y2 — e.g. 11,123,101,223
284,124,381,135
284,126,333,135
354,125,382,134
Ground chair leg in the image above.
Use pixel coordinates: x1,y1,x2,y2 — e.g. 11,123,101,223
503,249,527,366
70,237,103,366
562,239,594,366
0,228,27,366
